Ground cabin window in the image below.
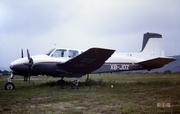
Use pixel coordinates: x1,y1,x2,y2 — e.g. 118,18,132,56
51,49,67,57
68,50,79,58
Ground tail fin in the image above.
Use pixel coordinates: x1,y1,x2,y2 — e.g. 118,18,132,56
140,32,165,59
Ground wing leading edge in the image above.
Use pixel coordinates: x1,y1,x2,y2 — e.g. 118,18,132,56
57,48,115,75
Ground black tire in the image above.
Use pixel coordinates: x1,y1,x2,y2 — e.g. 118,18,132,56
57,80,66,86
4,82,15,90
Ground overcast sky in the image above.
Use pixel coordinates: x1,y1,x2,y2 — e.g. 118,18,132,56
0,0,180,68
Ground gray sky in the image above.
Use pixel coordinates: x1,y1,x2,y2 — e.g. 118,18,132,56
0,0,180,68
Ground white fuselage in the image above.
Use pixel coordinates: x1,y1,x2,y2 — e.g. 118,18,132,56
10,50,145,70
10,32,172,77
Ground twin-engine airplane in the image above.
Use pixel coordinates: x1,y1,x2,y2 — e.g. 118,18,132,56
5,32,176,90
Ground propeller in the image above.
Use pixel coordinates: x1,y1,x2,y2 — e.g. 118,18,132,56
24,49,33,82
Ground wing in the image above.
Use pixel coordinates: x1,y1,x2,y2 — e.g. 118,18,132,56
57,48,115,75
138,57,176,70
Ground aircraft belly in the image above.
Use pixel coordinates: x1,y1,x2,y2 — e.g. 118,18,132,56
32,62,78,77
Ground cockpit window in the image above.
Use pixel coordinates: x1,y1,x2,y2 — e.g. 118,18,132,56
46,49,55,56
68,50,79,58
51,49,67,57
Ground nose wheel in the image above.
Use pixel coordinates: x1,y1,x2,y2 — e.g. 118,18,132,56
4,82,15,90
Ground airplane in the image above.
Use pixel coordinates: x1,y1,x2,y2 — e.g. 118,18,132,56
4,32,176,90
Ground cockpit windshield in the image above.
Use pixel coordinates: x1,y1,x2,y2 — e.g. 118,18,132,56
46,49,55,56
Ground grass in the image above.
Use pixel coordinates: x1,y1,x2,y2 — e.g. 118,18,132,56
0,73,180,114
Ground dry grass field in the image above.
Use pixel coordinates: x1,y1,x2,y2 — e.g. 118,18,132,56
0,73,180,114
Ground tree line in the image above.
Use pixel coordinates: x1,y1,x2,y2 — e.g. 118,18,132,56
0,70,11,76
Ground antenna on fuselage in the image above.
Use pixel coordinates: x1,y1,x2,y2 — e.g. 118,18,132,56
54,44,56,48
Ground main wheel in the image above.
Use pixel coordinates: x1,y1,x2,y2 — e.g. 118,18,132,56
71,80,82,87
4,82,15,90
57,80,66,86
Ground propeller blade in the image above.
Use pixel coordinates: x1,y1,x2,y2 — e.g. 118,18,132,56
21,49,24,58
27,49,30,60
24,66,31,82
28,65,31,82
25,49,33,83
24,49,33,66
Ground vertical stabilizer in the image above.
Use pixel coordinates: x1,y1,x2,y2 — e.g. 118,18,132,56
140,32,165,59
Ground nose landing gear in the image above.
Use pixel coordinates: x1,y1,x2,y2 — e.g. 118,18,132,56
4,72,15,90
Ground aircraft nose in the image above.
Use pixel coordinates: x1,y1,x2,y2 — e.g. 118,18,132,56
10,62,14,70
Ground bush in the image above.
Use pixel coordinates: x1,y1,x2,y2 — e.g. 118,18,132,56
164,70,172,74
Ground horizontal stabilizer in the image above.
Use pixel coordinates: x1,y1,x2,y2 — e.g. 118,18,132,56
138,57,176,69
57,48,115,75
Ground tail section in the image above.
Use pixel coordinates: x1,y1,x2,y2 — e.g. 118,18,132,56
140,32,165,59
138,32,176,70
107,32,176,71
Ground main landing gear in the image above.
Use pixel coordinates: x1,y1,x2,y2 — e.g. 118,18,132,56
57,77,81,87
4,72,15,90
72,78,81,86
57,77,66,86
